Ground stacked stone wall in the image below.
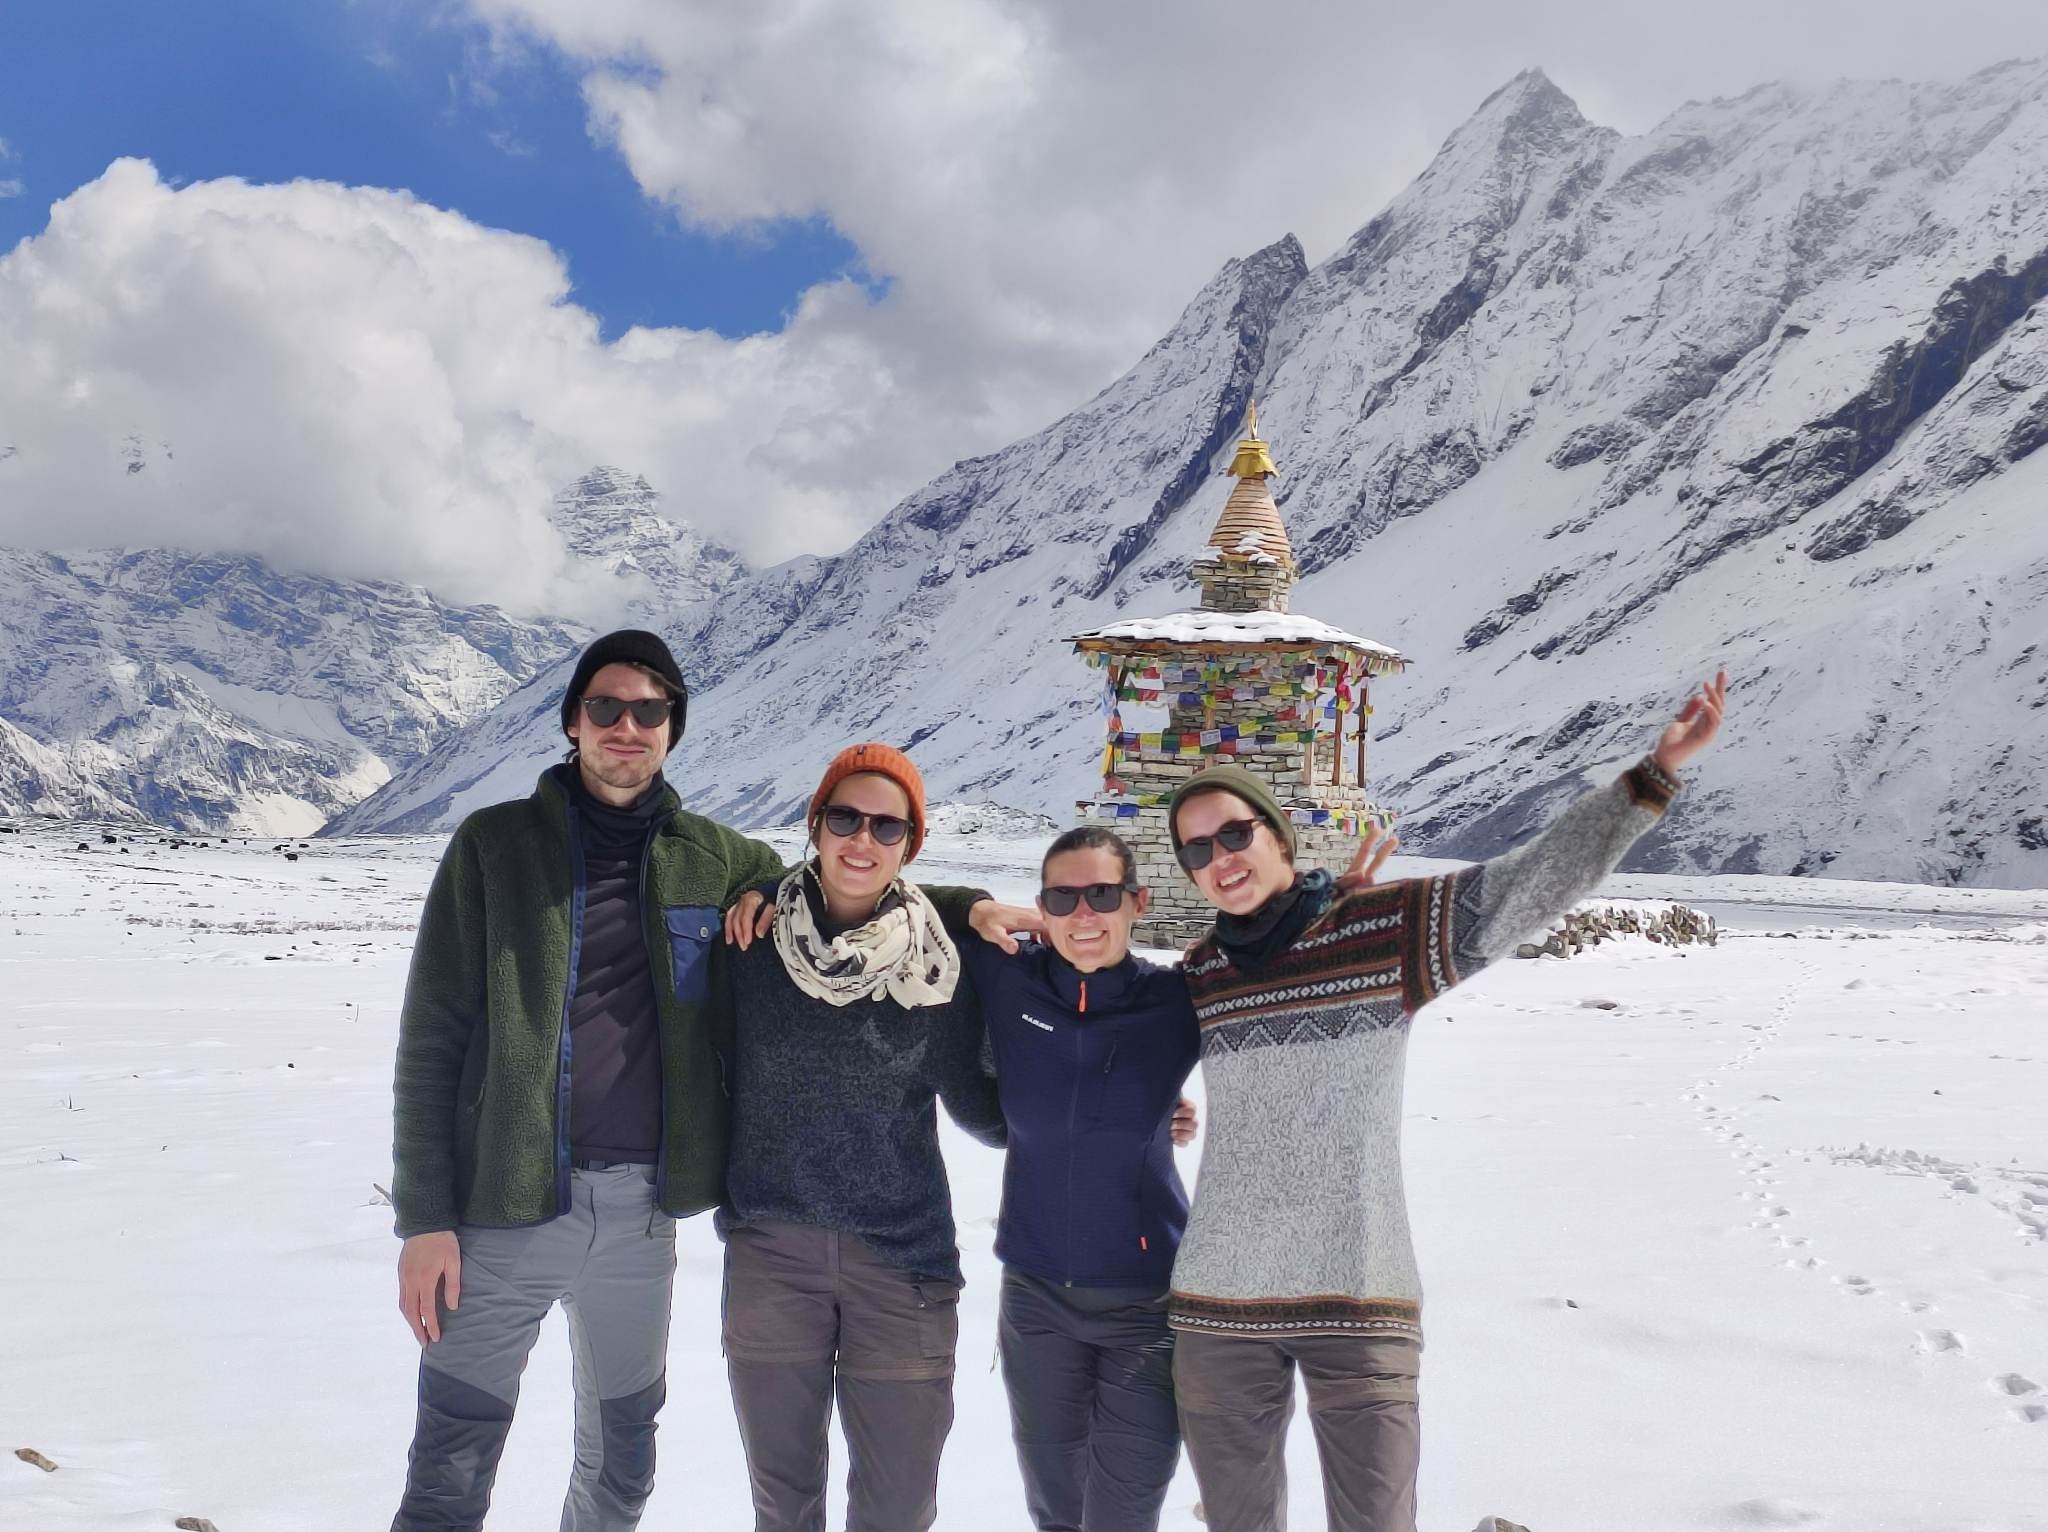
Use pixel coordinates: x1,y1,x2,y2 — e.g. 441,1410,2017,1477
1191,556,1292,613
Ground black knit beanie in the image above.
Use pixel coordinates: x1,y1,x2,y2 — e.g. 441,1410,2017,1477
1167,765,1298,861
560,629,688,749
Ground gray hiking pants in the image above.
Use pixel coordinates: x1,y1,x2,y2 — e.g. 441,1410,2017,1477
1173,1330,1421,1532
392,1164,677,1532
722,1218,960,1532
997,1269,1180,1532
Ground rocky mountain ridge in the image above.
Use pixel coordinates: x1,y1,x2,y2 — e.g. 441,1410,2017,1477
0,469,751,832
23,62,2048,886
343,62,2048,887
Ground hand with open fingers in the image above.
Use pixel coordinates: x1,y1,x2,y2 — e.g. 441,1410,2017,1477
398,1231,461,1346
725,890,770,950
1335,823,1400,892
969,898,1043,955
1171,1095,1200,1146
1651,669,1729,777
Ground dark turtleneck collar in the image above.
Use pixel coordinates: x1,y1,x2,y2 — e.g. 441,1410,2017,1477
554,760,670,852
1215,868,1335,969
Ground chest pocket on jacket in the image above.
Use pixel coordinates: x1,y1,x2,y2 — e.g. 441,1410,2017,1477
663,906,718,1003
1083,1034,1162,1127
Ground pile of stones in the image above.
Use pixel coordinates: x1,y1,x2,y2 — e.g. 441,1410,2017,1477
1515,902,1717,960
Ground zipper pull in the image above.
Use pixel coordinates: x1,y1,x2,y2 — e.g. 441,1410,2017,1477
1140,1235,1149,1251
1079,978,1087,1013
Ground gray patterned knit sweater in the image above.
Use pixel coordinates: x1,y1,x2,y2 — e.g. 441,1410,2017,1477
1168,760,1678,1341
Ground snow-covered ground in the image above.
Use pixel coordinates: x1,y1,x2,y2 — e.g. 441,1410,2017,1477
3,817,2045,1531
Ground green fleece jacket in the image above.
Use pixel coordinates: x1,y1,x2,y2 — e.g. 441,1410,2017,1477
391,769,991,1236
391,770,786,1235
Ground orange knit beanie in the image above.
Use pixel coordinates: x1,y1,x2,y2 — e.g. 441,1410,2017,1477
808,743,929,859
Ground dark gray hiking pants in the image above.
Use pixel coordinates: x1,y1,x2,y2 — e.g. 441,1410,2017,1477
1173,1330,1421,1532
721,1218,960,1532
997,1268,1180,1532
392,1164,677,1532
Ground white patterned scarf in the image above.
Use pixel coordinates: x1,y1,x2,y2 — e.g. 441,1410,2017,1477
771,863,962,1008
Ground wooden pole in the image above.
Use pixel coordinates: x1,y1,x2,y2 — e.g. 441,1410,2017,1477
1331,661,1347,788
1303,666,1320,789
1356,678,1370,785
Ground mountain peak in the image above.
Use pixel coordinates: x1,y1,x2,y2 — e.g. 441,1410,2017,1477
559,466,654,505
544,465,750,614
1445,66,1594,157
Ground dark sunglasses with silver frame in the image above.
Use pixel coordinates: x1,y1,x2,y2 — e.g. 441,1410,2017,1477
1038,881,1140,917
1175,817,1262,872
818,804,913,846
579,695,676,730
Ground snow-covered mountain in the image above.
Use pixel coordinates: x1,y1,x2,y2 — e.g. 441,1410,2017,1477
549,466,752,613
317,469,762,834
0,470,750,833
0,546,582,832
324,65,2048,886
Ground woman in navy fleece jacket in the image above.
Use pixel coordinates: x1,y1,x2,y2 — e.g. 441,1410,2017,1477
960,825,1201,1532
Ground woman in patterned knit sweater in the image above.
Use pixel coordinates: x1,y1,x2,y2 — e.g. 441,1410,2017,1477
1164,672,1727,1532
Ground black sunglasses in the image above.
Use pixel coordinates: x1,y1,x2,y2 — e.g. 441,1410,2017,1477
1039,882,1139,916
819,804,913,846
1175,817,1261,871
580,695,674,729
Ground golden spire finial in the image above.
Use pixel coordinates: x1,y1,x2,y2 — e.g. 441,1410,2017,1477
1227,399,1277,480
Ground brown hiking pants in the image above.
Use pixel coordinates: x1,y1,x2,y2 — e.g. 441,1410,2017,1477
722,1218,961,1531
1172,1330,1421,1532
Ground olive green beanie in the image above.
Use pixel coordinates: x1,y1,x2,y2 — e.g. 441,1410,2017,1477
1166,766,1297,861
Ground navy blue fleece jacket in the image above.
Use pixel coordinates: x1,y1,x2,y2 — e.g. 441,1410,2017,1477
964,940,1200,1290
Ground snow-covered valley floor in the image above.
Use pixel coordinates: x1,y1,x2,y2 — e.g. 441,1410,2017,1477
2,819,2044,1532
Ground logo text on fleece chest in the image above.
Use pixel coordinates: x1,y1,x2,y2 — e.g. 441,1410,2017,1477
1021,1013,1055,1033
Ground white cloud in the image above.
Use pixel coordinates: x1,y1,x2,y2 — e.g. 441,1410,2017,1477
0,160,918,609
458,0,2048,535
6,2,2048,614
0,180,23,200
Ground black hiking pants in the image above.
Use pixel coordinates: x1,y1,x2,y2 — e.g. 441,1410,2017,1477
997,1268,1181,1532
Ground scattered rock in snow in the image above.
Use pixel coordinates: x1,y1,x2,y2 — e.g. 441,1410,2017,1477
1726,1499,1823,1526
14,1446,57,1472
1515,902,1717,958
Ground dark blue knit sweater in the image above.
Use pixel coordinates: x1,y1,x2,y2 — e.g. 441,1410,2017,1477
964,940,1200,1290
720,910,1005,1285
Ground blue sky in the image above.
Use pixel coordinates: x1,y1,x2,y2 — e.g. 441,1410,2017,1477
0,0,861,340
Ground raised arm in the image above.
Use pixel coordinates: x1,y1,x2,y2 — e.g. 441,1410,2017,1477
1444,758,1677,977
1424,672,1727,998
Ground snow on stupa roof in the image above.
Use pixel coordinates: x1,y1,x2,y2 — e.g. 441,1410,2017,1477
1070,608,1405,659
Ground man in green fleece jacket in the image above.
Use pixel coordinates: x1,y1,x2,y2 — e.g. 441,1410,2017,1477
388,630,1009,1531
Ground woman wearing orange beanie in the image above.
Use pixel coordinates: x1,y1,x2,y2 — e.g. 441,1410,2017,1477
715,743,1018,1532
